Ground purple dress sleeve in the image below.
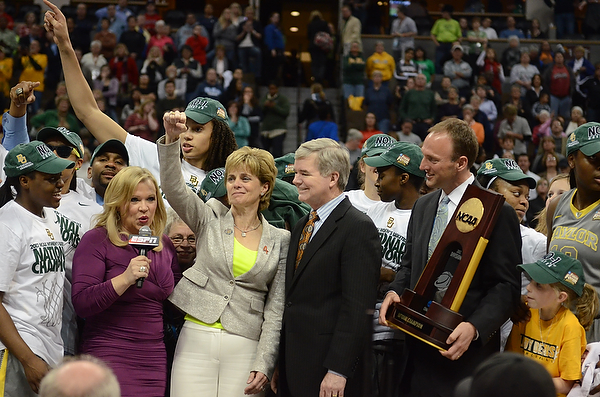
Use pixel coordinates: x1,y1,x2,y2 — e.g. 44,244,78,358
72,227,122,317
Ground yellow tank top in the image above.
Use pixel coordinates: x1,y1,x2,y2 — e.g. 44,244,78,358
186,238,258,329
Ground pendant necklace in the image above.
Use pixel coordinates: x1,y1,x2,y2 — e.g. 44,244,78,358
234,221,261,237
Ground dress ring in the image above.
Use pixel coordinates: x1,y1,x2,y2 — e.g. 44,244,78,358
140,266,147,272
15,87,23,96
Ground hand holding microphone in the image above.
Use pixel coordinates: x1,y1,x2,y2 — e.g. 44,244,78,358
128,226,160,288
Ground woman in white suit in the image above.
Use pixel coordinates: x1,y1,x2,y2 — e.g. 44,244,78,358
157,99,290,397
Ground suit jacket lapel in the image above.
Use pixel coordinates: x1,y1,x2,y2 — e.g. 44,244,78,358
286,213,305,293
222,212,235,279
289,198,350,291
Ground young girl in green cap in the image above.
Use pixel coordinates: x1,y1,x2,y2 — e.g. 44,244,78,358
506,252,599,397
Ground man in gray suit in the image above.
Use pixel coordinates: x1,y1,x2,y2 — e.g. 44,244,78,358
379,119,522,397
275,138,381,397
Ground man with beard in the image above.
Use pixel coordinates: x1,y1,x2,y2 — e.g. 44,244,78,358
85,139,129,205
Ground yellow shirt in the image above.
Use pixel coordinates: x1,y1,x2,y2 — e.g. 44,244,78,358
366,52,395,81
19,53,47,92
506,306,586,397
186,238,259,329
0,57,13,97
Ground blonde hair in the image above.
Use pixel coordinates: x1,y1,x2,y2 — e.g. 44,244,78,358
311,83,326,100
552,282,599,331
225,147,277,212
534,174,569,236
94,167,166,250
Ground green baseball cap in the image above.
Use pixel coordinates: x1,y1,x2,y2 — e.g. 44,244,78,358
363,142,425,178
566,122,600,156
4,142,75,178
518,251,585,296
477,158,536,189
185,97,229,124
90,139,130,165
199,167,227,202
275,153,296,180
37,126,85,158
361,134,397,157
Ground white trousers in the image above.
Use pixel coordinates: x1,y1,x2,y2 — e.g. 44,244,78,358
170,321,263,397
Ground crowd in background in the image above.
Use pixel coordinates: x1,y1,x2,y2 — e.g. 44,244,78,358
4,1,600,397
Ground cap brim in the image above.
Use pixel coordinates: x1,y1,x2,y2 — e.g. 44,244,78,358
364,155,394,168
501,171,537,189
517,262,560,285
36,127,62,142
185,109,214,125
91,140,129,165
36,156,75,174
580,141,600,156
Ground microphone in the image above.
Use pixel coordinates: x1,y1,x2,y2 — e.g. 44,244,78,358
128,226,160,288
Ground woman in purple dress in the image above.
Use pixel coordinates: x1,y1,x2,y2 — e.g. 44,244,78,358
72,166,180,397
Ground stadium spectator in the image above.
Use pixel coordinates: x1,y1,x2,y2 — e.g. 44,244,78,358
307,10,331,85
236,7,263,80
198,4,217,51
414,46,435,84
93,64,119,121
477,47,504,94
261,82,290,157
398,73,437,139
501,36,521,77
394,47,418,87
190,68,223,101
341,4,362,55
480,17,498,39
210,8,237,69
498,104,532,155
366,40,395,85
185,24,209,68
119,16,146,63
443,44,472,96
264,12,285,82
140,45,165,89
148,20,175,59
0,15,17,54
124,98,159,142
18,40,47,114
142,0,161,34
94,18,117,60
109,43,139,93
568,46,594,109
391,5,417,60
174,45,202,103
430,4,461,73
364,70,393,134
511,52,540,96
397,119,422,145
543,51,575,120
176,13,199,50
583,63,600,122
499,16,525,39
157,64,186,101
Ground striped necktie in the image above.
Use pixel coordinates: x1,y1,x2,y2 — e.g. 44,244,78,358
295,210,319,269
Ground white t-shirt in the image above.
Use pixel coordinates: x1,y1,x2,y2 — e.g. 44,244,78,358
0,144,7,185
125,134,207,196
345,189,379,214
366,201,411,272
54,190,102,354
0,201,65,366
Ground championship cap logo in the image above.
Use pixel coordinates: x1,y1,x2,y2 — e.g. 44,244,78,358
396,153,410,166
216,107,226,119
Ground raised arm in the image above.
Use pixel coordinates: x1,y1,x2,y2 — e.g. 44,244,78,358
43,0,127,144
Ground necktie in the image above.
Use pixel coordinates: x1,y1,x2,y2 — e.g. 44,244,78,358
295,210,319,269
428,196,450,260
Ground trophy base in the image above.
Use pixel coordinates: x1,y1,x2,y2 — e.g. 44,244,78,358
386,290,464,351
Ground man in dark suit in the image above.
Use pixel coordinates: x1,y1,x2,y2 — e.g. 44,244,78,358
379,119,522,397
275,138,381,397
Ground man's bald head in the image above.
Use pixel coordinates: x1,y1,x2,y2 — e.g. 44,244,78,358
39,355,120,397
